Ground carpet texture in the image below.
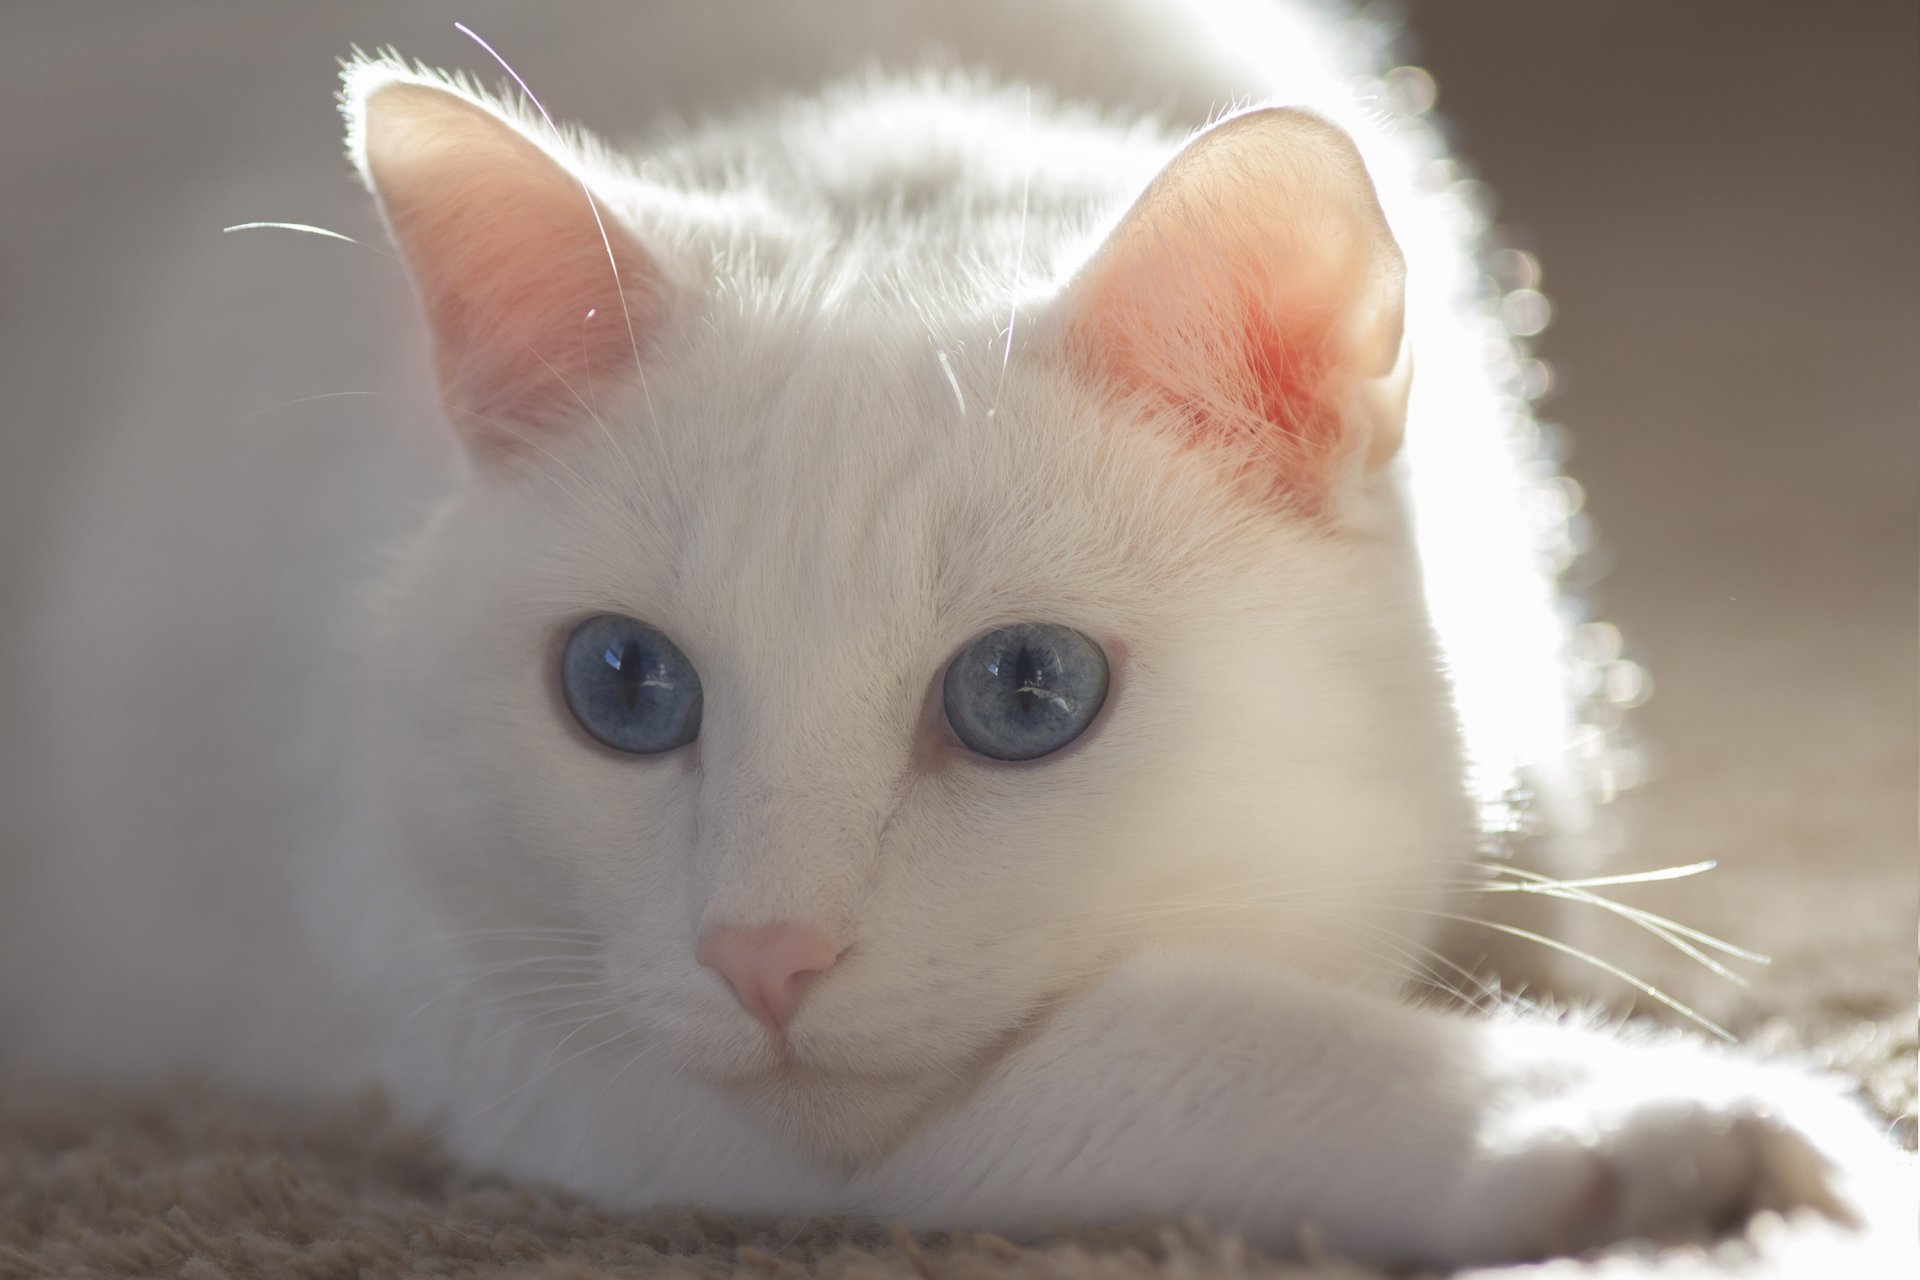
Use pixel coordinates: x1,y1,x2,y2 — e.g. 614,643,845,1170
0,995,1913,1280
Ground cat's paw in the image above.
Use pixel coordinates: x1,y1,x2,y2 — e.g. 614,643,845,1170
1450,1044,1886,1262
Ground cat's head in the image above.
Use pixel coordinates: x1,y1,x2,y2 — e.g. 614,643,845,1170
345,61,1469,1157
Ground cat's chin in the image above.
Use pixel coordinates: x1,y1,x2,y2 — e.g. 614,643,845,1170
668,1020,967,1159
718,1059,951,1165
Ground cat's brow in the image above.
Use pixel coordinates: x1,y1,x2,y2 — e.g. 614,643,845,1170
990,86,1034,425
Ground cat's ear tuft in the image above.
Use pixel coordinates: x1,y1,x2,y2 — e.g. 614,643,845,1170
1062,108,1409,504
344,61,665,459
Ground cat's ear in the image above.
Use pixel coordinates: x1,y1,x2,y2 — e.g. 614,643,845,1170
1062,108,1409,504
345,65,666,458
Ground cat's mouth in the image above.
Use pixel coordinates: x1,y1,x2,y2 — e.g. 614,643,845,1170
763,1055,924,1090
691,1030,938,1091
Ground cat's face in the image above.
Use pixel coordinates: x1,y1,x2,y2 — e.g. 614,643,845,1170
350,65,1470,1157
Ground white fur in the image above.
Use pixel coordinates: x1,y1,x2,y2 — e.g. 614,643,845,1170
0,1,1891,1268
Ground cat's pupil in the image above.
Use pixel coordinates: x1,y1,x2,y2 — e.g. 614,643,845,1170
605,642,662,713
562,615,702,755
944,623,1108,761
1008,646,1058,715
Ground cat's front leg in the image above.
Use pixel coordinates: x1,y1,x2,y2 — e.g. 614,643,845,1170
851,947,1890,1268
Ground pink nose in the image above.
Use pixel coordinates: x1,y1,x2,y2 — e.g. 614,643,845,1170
695,922,841,1036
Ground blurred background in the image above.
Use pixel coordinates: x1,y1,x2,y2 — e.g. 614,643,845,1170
1402,0,1916,1056
0,1,1912,1091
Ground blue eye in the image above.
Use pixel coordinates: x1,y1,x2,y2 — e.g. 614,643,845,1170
561,614,703,755
942,623,1110,761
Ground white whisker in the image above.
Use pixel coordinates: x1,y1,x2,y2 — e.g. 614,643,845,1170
222,220,359,243
1396,908,1736,1042
432,1021,647,1140
989,86,1033,422
937,350,967,417
1478,862,1768,965
1481,859,1722,893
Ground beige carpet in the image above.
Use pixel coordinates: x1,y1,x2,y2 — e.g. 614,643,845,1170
0,994,1912,1280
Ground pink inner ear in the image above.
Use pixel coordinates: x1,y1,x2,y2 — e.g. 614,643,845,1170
1065,108,1405,504
1076,260,1355,503
410,193,655,447
358,79,662,456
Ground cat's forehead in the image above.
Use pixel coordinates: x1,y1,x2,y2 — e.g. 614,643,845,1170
675,336,1108,618
528,317,1258,652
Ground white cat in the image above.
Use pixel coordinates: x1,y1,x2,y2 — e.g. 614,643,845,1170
0,0,1894,1268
